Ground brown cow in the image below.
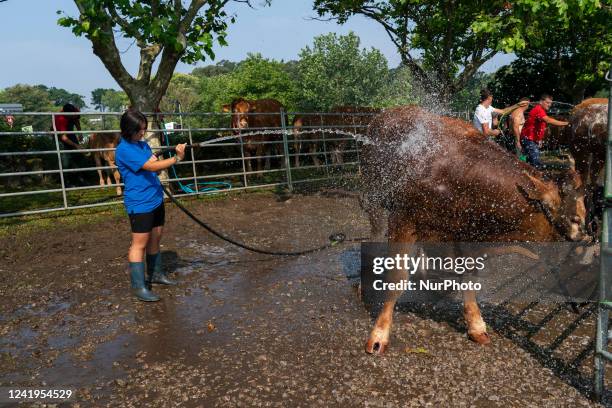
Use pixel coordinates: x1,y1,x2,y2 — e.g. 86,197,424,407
360,105,588,353
292,106,379,167
88,133,121,196
227,98,284,175
291,114,325,168
567,98,609,231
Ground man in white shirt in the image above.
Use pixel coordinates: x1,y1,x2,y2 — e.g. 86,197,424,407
473,89,528,137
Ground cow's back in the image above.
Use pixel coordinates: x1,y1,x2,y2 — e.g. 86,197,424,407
362,105,550,240
89,133,120,162
331,106,381,128
570,98,608,144
248,99,283,130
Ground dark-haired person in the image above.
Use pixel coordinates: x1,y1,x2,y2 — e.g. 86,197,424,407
520,94,569,169
54,103,84,185
473,89,528,138
509,96,530,155
115,110,186,302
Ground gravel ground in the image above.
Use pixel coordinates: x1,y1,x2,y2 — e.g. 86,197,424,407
0,191,608,407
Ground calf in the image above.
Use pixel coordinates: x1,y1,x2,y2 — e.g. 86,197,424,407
228,98,283,175
292,107,379,167
88,133,121,196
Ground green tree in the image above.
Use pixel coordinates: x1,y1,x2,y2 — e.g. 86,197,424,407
58,0,268,112
227,53,298,109
38,86,86,108
100,89,129,112
313,0,607,100
376,65,420,108
0,85,57,155
0,84,56,133
191,60,237,77
450,71,494,113
281,60,300,82
489,2,611,104
160,73,201,112
196,53,298,112
198,73,234,112
297,32,389,110
91,87,116,111
0,84,55,112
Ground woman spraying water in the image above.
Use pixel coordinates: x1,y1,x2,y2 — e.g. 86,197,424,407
115,110,187,302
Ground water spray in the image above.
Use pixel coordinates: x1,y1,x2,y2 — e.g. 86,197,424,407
154,128,373,156
157,127,371,255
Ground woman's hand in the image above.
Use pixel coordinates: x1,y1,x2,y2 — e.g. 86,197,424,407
175,143,187,160
142,144,187,172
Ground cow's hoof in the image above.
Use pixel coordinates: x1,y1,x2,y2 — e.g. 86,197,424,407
365,338,388,355
468,331,491,345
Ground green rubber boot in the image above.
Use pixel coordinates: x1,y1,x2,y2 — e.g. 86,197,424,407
146,252,177,286
130,262,160,302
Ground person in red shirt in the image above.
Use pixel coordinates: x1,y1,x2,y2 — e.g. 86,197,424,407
520,94,569,169
54,103,84,185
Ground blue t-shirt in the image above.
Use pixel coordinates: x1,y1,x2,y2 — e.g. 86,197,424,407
115,139,163,214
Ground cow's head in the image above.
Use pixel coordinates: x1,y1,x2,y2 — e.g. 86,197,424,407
230,98,250,130
557,168,588,241
520,171,588,241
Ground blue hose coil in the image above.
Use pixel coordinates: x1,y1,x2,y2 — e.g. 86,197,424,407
162,126,232,194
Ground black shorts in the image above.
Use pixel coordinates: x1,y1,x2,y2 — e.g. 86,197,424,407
128,203,165,233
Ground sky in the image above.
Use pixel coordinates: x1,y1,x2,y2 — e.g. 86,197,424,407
0,0,514,107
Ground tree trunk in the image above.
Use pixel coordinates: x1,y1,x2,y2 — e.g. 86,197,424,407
129,89,169,183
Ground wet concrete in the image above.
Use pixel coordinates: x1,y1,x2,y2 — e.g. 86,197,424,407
0,192,609,406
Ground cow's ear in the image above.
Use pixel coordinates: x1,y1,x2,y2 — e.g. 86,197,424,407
561,168,583,192
518,172,559,209
221,104,230,113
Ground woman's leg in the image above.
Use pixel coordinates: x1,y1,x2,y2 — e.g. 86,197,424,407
146,205,176,286
147,226,162,255
128,229,160,302
129,232,150,262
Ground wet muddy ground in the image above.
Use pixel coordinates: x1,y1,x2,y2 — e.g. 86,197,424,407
0,191,609,407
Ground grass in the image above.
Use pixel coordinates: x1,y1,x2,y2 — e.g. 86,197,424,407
0,204,125,239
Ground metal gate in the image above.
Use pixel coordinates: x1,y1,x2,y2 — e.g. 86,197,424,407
0,110,376,218
594,67,612,401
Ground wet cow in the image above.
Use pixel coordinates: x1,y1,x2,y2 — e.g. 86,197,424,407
566,98,609,232
226,98,284,175
360,105,588,353
292,106,380,167
89,132,121,196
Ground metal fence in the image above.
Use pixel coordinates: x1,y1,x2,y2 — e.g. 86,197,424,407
0,108,477,218
0,110,392,218
594,68,612,402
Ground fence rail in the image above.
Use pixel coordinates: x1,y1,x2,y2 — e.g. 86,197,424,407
2,109,413,218
0,109,476,218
